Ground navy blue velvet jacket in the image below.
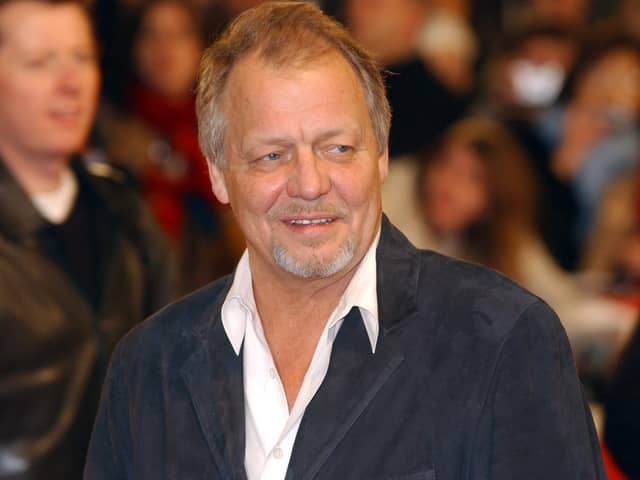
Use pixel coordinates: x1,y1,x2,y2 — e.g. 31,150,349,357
85,217,605,479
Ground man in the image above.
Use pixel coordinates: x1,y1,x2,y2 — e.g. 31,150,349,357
0,1,175,478
85,3,605,479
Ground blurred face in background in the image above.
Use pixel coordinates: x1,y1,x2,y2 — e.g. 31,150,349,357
344,0,427,65
529,0,589,27
573,47,640,123
621,0,640,41
421,143,489,235
503,33,577,109
133,0,203,100
0,1,99,165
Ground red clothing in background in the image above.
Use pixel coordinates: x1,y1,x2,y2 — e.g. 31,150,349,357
129,84,218,239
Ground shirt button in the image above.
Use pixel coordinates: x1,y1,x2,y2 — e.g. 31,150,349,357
269,368,277,379
273,447,283,459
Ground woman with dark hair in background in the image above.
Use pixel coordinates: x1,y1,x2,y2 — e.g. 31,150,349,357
416,116,557,288
98,0,243,291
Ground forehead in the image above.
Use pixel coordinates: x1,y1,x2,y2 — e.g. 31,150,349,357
223,50,369,138
140,1,193,31
0,1,93,49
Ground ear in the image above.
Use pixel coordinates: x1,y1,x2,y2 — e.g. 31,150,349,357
378,147,389,182
207,159,230,204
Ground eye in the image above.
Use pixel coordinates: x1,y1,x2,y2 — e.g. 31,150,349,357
328,145,352,154
262,152,282,161
75,50,97,65
24,56,49,69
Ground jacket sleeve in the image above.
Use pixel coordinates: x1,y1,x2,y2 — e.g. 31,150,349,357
475,300,606,479
84,341,131,480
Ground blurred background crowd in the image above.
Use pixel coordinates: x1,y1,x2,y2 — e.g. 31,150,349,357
2,0,640,478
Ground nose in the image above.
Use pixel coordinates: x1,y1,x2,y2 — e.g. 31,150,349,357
56,59,84,95
286,148,331,200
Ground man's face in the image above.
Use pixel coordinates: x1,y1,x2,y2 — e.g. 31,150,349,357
0,1,99,164
209,50,388,281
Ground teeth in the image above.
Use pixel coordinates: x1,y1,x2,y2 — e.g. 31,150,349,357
289,218,333,225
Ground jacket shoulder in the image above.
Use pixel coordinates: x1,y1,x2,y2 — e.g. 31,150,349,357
416,249,552,341
113,275,231,363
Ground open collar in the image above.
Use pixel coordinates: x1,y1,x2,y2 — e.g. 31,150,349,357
220,229,382,355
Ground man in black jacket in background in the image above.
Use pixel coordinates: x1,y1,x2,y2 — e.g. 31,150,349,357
0,1,176,478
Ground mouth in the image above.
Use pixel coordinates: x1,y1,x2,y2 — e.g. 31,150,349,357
50,108,83,120
285,217,336,226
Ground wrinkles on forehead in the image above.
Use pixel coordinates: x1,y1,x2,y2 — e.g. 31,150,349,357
222,50,372,161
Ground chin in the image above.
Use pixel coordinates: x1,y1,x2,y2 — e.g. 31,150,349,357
272,238,356,279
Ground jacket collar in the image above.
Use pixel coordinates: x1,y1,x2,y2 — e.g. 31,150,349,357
0,157,127,242
0,159,48,242
376,214,421,332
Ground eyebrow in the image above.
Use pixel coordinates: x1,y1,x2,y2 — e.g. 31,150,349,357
240,125,364,153
313,126,364,144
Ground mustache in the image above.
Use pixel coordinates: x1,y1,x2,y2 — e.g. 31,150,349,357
267,202,349,220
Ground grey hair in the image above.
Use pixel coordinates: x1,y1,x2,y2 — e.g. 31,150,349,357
195,1,391,169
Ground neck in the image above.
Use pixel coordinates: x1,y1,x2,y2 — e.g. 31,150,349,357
252,260,358,335
0,147,70,194
250,259,361,410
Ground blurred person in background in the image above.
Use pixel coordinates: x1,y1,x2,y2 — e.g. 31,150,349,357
98,0,243,290
504,0,592,30
384,116,637,382
604,319,640,478
344,0,475,157
481,19,582,270
552,30,640,251
582,164,640,295
0,0,176,478
415,117,578,309
481,19,580,270
617,0,640,42
530,0,591,27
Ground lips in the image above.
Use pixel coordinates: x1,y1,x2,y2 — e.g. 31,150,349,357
272,203,348,227
51,108,81,116
286,217,335,225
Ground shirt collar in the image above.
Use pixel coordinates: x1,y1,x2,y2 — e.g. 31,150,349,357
221,229,381,356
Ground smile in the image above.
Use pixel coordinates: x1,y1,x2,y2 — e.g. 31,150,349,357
287,218,334,225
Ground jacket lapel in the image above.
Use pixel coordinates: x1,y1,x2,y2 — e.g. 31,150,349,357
180,289,247,480
285,216,421,480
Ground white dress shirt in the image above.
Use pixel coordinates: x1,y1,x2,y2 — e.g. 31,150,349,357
221,231,380,480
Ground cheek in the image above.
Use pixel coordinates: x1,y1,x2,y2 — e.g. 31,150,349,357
135,46,164,82
463,183,489,220
82,69,101,100
181,41,202,72
5,81,44,117
229,173,284,219
334,164,381,208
